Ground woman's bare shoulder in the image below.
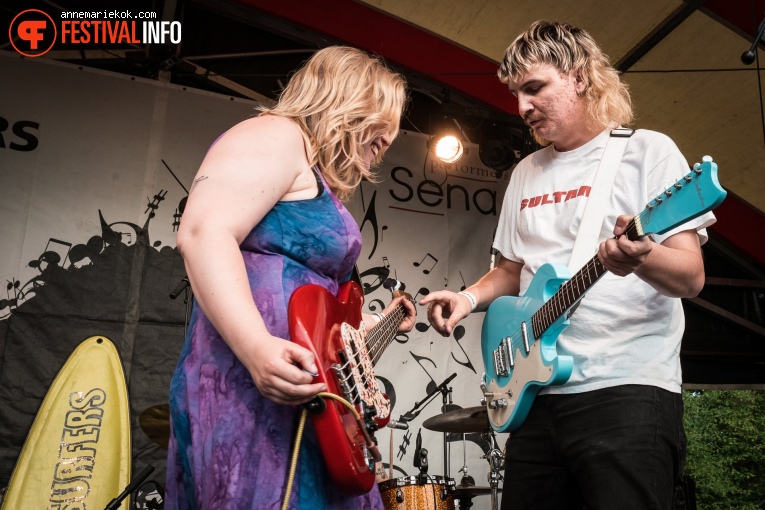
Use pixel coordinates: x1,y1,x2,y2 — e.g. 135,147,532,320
221,114,304,148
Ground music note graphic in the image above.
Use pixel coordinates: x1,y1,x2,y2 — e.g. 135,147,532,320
5,279,21,309
381,225,388,241
410,351,438,394
172,208,182,232
145,189,167,218
459,271,467,291
413,253,438,275
451,325,476,373
359,191,382,258
29,238,73,271
377,375,397,410
367,298,386,313
359,266,390,295
382,256,390,269
397,430,412,460
413,287,430,300
99,210,122,246
415,322,431,333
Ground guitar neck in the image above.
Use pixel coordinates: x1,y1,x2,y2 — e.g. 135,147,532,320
531,216,642,338
366,302,408,365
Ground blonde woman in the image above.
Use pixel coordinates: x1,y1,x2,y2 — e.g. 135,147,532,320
166,46,415,509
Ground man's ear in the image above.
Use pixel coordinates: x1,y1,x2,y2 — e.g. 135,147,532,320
574,70,587,96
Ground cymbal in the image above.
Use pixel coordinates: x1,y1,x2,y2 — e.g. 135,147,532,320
422,406,489,433
139,404,170,449
454,483,501,498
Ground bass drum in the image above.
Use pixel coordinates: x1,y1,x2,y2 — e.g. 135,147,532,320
379,476,455,510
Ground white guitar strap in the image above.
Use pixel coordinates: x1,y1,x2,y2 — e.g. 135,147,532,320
568,127,635,271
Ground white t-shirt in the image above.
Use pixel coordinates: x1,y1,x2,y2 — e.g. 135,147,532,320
493,129,716,394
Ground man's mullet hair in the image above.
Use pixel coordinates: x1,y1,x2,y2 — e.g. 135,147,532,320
498,20,633,131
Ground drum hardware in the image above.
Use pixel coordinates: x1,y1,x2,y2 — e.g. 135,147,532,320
451,435,501,510
105,465,156,510
169,277,192,338
454,435,477,510
422,406,491,434
480,430,504,510
394,373,458,478
413,429,430,484
422,403,505,510
379,476,456,510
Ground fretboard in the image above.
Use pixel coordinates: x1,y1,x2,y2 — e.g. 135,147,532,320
530,216,641,339
366,301,410,365
530,255,608,338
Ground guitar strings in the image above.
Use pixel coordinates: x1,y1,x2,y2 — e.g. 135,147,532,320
491,217,641,373
329,303,408,408
535,218,639,334
333,305,403,373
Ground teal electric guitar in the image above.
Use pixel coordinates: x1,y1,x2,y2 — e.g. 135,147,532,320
480,157,726,433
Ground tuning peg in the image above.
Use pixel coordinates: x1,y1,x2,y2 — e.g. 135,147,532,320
693,162,701,170
702,155,713,162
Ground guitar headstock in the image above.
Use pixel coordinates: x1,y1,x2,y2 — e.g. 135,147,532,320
636,156,726,236
384,278,414,302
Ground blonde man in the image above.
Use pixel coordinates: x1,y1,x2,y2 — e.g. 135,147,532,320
422,21,714,509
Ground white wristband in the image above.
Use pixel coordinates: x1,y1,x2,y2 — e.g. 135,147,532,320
458,290,477,312
373,312,385,323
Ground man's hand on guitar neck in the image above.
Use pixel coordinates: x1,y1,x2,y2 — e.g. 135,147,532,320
598,215,653,277
599,214,705,298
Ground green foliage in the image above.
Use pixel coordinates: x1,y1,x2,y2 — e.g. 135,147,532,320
683,390,765,509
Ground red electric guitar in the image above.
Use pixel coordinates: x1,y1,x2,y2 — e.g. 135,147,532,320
288,280,411,494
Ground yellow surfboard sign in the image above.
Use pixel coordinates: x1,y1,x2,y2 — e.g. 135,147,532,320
2,336,131,509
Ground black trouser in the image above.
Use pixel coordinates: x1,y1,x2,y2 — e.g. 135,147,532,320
501,385,686,510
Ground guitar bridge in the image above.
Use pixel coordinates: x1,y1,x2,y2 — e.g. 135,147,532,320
332,363,355,404
493,337,513,376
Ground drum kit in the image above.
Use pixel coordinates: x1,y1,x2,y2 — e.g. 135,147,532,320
426,407,504,510
377,405,504,510
378,371,505,510
139,399,504,510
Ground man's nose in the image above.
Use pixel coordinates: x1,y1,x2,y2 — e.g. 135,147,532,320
517,94,534,118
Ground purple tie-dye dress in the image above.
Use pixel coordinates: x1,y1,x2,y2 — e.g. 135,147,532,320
165,171,384,509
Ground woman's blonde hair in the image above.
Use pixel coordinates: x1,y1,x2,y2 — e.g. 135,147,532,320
259,46,407,201
498,20,633,139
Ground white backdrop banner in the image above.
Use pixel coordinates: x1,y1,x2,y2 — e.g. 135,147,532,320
0,51,257,292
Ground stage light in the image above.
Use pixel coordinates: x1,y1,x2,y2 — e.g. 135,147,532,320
428,112,467,164
434,135,464,163
479,123,523,177
479,138,515,173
